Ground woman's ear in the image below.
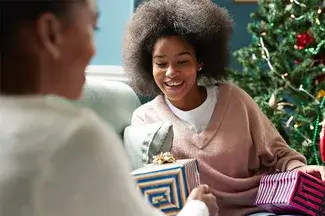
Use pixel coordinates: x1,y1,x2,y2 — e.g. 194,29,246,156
36,12,64,60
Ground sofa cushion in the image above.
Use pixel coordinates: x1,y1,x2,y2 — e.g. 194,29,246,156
77,78,141,137
123,121,174,170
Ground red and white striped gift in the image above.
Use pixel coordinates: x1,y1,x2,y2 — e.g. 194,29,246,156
255,170,325,215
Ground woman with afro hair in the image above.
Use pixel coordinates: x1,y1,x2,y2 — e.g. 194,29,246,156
123,0,325,215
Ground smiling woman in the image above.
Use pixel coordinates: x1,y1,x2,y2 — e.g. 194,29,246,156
124,1,309,216
151,36,206,110
122,0,233,106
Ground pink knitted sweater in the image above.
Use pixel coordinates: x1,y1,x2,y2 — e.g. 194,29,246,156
131,83,307,216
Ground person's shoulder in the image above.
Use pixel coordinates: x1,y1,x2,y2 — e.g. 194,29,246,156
59,110,120,156
133,95,164,116
63,105,118,144
219,82,255,104
42,96,120,149
219,82,248,96
45,96,108,125
216,81,264,117
46,99,123,169
0,95,107,138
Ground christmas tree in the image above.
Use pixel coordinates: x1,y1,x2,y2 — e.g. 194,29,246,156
229,0,325,165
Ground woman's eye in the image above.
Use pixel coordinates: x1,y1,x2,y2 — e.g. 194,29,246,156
178,60,189,64
156,63,167,68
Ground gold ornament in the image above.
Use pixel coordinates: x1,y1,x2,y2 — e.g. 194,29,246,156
317,89,325,100
152,152,176,165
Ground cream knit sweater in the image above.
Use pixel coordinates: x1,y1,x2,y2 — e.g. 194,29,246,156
0,95,208,216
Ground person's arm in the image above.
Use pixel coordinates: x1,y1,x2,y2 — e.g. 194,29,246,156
235,86,306,172
178,200,210,216
34,113,209,216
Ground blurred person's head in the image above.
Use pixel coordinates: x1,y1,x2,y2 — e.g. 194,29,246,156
1,0,98,99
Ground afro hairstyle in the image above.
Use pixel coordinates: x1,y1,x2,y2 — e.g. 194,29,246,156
122,0,233,97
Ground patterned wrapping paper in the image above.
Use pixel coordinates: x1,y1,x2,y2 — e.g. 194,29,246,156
255,170,325,215
131,159,200,216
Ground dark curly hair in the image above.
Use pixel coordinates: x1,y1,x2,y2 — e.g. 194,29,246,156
122,0,233,97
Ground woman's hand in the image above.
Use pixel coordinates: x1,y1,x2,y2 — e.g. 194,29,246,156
188,184,218,216
296,165,325,181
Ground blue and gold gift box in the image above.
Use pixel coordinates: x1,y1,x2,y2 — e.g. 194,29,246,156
131,153,200,216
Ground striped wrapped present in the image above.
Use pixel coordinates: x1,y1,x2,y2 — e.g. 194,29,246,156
131,155,200,216
255,170,325,215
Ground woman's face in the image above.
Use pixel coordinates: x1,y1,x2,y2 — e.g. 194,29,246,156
58,0,98,99
34,0,98,99
152,36,200,103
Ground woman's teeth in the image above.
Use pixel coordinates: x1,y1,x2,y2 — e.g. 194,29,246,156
165,81,183,87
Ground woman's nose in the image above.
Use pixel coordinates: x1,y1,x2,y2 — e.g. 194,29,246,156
165,66,179,78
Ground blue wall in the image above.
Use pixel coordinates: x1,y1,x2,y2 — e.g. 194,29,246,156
90,0,134,65
214,0,257,70
90,0,258,70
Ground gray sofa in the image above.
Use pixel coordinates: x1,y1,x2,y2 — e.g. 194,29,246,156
77,78,142,138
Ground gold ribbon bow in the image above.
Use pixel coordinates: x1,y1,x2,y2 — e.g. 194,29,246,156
152,152,176,165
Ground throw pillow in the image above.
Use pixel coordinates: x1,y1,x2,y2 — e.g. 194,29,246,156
123,121,173,170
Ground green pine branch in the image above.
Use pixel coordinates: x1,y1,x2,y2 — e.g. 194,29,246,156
229,0,325,164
